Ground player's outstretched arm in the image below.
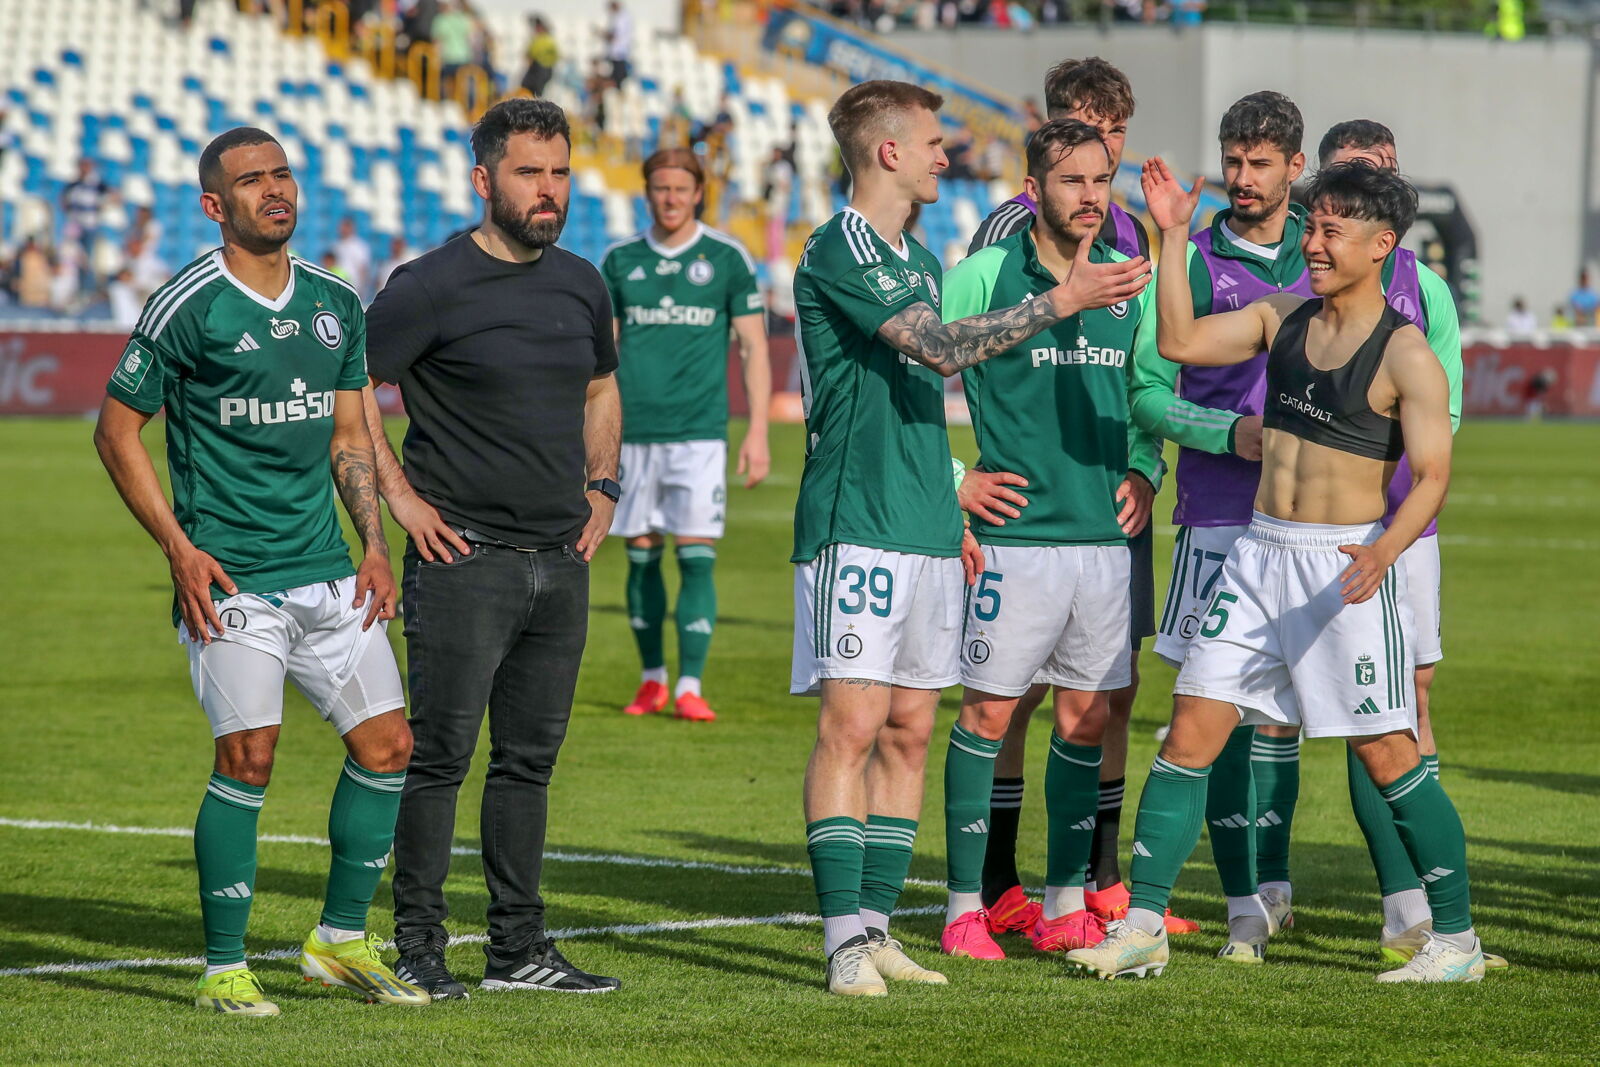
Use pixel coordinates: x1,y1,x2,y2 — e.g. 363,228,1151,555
732,313,771,488
93,395,236,643
331,389,396,630
1338,333,1451,604
877,239,1149,377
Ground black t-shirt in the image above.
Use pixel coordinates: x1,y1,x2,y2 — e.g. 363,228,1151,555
367,233,618,548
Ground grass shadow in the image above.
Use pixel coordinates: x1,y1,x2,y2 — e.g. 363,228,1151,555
1455,765,1600,797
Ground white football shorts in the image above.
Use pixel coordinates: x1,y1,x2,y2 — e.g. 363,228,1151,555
960,543,1132,696
1153,523,1250,669
181,575,405,738
791,543,963,695
1399,533,1442,666
615,439,727,539
1173,513,1415,739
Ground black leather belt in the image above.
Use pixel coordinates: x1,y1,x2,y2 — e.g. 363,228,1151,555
453,526,551,553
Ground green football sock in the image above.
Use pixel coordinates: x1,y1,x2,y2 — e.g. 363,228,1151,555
1044,734,1102,892
195,772,265,967
860,815,918,920
321,757,406,932
1205,726,1258,897
674,545,717,682
625,545,666,671
1128,756,1212,916
944,724,1002,893
1251,732,1300,885
1381,763,1474,935
1347,744,1420,896
805,817,866,918
1423,753,1440,780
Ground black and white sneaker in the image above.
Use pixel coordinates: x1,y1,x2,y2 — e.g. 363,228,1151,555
482,939,621,993
394,937,471,1001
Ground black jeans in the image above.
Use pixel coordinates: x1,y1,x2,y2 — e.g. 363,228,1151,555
392,539,589,961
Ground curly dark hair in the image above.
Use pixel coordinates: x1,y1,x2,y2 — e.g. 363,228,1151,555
1043,57,1135,122
1218,91,1303,159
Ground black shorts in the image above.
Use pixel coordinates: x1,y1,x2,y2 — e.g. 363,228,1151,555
1129,521,1156,648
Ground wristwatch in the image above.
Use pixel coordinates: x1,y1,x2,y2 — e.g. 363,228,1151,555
587,477,622,502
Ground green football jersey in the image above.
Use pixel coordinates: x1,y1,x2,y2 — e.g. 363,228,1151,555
790,208,962,562
106,251,369,606
945,230,1154,548
601,225,763,444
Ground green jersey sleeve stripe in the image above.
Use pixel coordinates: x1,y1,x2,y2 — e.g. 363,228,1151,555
148,267,223,339
842,213,882,265
137,254,217,333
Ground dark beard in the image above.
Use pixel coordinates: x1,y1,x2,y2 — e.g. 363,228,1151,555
489,183,566,250
1228,182,1287,224
1038,193,1098,246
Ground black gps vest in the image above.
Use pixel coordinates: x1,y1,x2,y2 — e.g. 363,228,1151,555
1263,299,1406,462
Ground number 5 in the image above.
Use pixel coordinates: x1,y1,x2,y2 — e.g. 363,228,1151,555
973,571,1003,622
1200,590,1238,637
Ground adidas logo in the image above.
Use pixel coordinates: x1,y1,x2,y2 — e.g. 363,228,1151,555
1256,810,1284,827
1210,813,1251,829
627,265,646,281
508,964,571,986
628,616,648,629
959,819,989,834
1132,841,1153,858
684,618,713,635
1353,697,1382,716
1420,866,1455,883
362,855,390,869
1216,273,1238,290
232,332,260,353
210,881,251,899
1070,817,1097,832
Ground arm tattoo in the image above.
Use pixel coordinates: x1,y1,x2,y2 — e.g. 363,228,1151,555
877,295,1060,375
333,443,388,556
363,389,412,501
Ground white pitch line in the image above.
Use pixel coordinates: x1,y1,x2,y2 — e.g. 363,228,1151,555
0,906,944,979
0,817,948,889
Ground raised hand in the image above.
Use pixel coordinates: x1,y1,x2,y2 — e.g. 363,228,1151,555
1141,156,1206,232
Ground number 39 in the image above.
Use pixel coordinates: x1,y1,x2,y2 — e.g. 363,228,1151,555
838,565,893,618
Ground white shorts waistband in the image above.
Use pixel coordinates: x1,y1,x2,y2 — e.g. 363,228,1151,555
1247,511,1382,549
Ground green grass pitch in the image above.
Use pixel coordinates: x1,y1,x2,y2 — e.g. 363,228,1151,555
1,416,1597,1065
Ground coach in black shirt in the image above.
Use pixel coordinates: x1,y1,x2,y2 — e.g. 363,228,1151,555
363,99,623,997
